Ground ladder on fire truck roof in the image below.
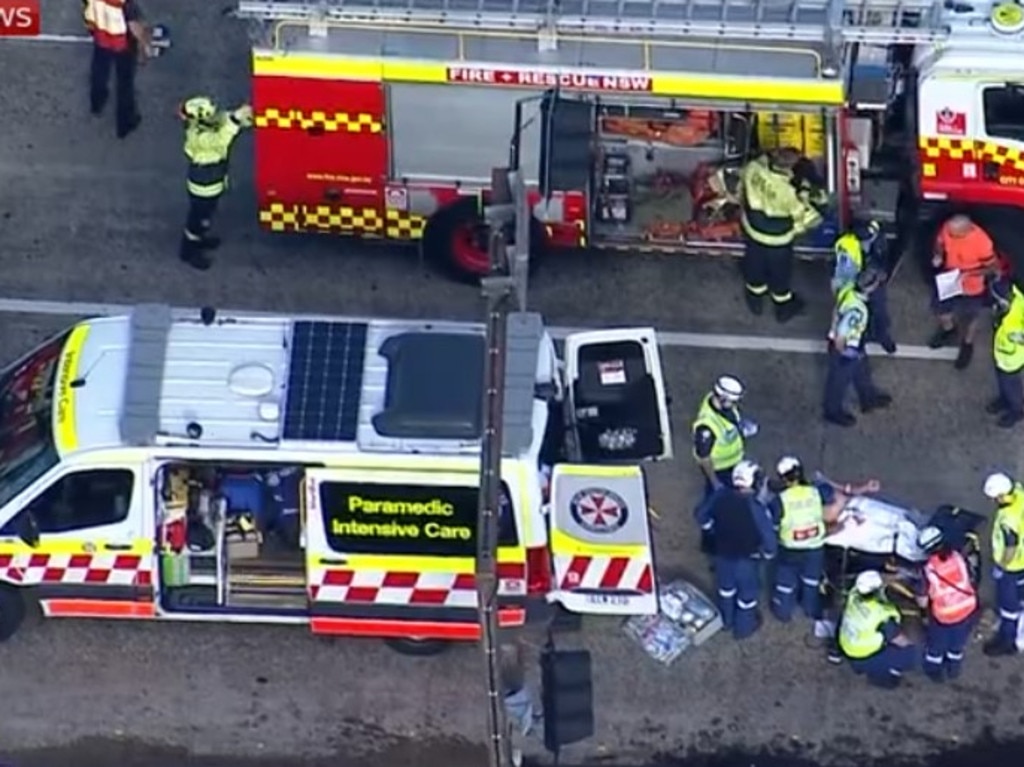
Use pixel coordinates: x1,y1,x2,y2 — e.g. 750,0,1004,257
235,0,954,46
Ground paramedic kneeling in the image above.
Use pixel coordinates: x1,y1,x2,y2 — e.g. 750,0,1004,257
838,570,916,689
915,526,979,682
695,460,777,640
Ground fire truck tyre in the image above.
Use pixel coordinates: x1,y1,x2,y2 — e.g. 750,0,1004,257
0,586,26,641
384,637,452,656
422,198,547,284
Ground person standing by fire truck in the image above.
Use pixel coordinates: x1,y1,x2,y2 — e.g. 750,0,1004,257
987,278,1024,429
928,214,998,370
832,220,897,355
739,148,823,323
83,0,151,139
178,96,253,271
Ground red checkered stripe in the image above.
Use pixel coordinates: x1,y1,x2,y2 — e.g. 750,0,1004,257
558,555,653,592
309,562,527,607
0,552,152,587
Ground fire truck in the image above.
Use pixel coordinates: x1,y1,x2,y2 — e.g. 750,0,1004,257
234,0,1024,281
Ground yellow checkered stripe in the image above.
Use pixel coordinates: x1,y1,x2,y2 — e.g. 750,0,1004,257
259,203,383,233
254,108,383,134
385,209,426,240
919,136,1024,171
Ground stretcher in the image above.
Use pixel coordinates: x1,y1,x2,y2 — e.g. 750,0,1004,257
822,495,984,615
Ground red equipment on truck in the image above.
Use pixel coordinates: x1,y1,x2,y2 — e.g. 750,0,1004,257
235,0,1024,280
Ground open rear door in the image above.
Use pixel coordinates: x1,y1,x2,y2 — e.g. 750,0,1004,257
564,328,673,463
547,464,656,615
538,91,596,199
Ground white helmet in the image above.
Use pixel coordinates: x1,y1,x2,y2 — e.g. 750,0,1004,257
732,459,761,489
713,375,744,404
983,472,1014,500
776,455,802,477
854,570,884,595
917,525,943,553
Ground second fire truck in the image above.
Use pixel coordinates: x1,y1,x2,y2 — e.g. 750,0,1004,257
235,0,1024,281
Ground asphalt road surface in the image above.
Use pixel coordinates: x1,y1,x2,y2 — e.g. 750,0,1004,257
3,4,1024,767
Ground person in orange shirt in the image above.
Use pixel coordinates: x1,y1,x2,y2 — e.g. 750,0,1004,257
928,214,998,369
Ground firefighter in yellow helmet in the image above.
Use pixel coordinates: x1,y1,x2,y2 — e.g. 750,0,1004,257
739,147,824,323
178,96,254,270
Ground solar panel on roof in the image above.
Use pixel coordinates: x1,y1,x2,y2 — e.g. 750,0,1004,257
283,321,368,442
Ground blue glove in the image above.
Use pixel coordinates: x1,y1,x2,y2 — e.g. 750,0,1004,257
992,565,1004,581
739,418,759,438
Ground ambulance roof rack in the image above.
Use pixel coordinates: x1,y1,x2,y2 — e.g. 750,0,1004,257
235,0,954,46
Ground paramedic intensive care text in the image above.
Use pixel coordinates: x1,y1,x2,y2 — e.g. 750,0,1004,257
332,495,472,541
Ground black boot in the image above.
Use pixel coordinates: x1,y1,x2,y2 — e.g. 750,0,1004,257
774,294,806,323
987,398,1007,415
927,327,956,349
117,114,141,139
954,342,974,370
997,412,1023,429
744,291,764,316
861,392,893,413
201,235,222,250
983,635,1017,657
824,411,856,427
179,237,213,271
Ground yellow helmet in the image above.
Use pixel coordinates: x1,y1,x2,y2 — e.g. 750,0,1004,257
179,96,217,122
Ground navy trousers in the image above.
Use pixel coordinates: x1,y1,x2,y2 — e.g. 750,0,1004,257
867,284,894,347
995,368,1024,419
771,546,825,621
714,556,762,640
849,643,918,687
923,613,976,681
823,348,878,416
994,570,1024,643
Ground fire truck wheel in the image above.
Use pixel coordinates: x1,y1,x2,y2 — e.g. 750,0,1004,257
422,198,547,284
384,637,452,656
0,585,26,641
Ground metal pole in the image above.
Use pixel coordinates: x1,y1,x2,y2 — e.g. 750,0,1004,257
477,222,516,767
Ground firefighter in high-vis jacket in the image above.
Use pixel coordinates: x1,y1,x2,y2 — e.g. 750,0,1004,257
178,96,254,271
739,148,823,323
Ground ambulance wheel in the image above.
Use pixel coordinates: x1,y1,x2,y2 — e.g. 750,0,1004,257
384,637,452,656
422,197,546,284
0,585,26,641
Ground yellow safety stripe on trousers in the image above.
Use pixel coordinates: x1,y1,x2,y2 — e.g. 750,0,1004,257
251,52,845,106
254,108,383,134
919,136,1024,172
54,324,90,456
260,203,383,233
385,209,426,239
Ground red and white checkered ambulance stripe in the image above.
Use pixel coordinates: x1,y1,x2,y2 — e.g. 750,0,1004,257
0,552,152,587
558,555,653,593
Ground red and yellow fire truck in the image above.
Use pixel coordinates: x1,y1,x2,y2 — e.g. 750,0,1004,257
235,0,1024,280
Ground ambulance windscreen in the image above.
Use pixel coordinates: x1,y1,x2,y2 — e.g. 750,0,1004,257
319,480,518,557
0,331,68,508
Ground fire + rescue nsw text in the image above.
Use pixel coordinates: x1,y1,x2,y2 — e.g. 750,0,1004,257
331,494,472,540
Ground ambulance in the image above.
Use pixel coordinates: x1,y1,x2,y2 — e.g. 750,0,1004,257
234,0,1024,280
0,305,672,654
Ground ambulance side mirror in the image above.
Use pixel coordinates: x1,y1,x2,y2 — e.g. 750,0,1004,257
14,512,40,548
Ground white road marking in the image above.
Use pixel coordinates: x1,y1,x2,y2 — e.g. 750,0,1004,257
2,33,92,44
0,296,958,361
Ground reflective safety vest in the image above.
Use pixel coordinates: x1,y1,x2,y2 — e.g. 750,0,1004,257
829,284,869,350
778,484,825,549
691,395,744,472
923,552,978,625
83,0,130,52
994,287,1024,373
838,591,900,660
740,155,822,248
184,118,244,198
992,486,1024,573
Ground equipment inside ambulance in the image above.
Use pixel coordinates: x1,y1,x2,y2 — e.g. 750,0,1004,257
0,306,672,653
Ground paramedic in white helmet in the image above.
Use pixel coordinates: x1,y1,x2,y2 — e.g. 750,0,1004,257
982,472,1024,656
695,460,777,640
768,456,880,624
837,570,916,689
692,375,758,498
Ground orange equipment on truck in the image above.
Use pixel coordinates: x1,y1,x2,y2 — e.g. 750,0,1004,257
234,0,1024,281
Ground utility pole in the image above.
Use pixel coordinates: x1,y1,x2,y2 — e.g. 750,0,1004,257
475,166,531,767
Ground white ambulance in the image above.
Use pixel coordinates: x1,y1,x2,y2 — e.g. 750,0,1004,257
0,305,672,654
